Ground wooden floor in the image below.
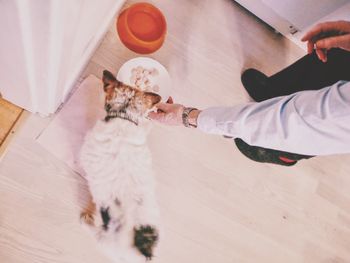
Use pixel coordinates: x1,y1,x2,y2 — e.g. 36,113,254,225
0,98,23,157
0,98,23,149
1,0,350,262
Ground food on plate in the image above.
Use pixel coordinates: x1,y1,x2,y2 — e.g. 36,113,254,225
130,66,160,93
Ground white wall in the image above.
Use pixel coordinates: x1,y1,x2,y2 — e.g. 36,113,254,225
262,0,348,31
235,0,350,49
0,0,125,115
290,2,350,50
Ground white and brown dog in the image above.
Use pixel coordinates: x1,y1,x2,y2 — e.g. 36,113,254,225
80,70,161,262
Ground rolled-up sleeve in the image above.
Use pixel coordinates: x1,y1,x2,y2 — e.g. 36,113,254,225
197,81,350,156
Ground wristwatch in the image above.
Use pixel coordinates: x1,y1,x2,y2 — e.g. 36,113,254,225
182,107,198,128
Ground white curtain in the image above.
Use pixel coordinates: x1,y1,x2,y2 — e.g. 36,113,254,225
0,0,125,115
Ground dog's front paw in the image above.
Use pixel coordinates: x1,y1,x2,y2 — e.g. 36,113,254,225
80,211,94,226
134,225,159,260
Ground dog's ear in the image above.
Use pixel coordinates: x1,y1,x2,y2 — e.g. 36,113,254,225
102,70,119,92
144,92,161,107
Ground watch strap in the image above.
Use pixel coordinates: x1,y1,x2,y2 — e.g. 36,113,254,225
182,107,198,128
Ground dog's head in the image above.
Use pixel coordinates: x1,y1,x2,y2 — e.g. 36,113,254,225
102,70,161,122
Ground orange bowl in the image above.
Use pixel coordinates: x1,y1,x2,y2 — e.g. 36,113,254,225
117,2,167,54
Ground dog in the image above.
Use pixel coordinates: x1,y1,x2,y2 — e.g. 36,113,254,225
79,70,161,262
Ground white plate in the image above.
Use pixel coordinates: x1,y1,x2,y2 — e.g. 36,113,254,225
117,57,171,102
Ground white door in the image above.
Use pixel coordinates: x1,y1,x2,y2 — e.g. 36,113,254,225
0,0,125,115
235,0,350,35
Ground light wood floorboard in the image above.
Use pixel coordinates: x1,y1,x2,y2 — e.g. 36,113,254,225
0,98,23,147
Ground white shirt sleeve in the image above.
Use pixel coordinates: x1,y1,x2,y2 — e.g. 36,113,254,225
197,81,350,156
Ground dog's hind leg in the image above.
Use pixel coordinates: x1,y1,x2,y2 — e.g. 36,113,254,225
132,194,160,260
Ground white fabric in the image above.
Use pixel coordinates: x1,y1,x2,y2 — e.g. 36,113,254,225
197,81,350,156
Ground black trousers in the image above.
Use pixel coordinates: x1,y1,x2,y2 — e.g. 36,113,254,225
261,48,350,100
237,48,350,165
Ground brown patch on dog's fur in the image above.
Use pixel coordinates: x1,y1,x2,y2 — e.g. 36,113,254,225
81,211,95,226
102,70,120,101
143,91,162,107
80,197,96,225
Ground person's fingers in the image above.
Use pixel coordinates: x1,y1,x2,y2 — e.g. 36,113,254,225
155,102,172,112
148,111,165,121
307,40,314,54
315,34,350,50
302,22,328,42
315,48,327,62
301,21,340,42
156,98,176,112
302,21,350,43
315,48,322,61
322,49,328,63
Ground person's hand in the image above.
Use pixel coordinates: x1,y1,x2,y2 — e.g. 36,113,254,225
148,97,185,126
301,20,350,62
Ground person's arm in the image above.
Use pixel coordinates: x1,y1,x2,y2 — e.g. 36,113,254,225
149,81,350,156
